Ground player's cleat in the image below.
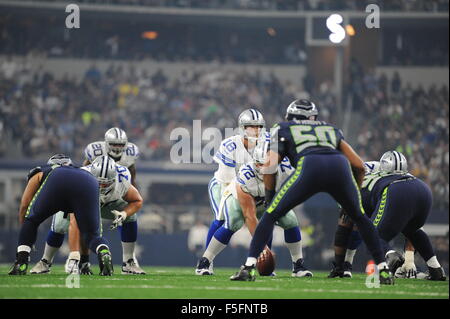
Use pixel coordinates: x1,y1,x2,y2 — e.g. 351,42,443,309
292,258,313,277
379,267,395,285
343,261,353,278
328,262,344,278
65,258,80,274
426,267,447,281
230,265,256,281
98,249,114,276
79,262,93,275
122,259,146,275
195,257,213,275
386,251,405,275
30,259,52,274
8,262,28,275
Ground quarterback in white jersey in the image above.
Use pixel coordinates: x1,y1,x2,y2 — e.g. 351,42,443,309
197,140,312,277
205,109,266,273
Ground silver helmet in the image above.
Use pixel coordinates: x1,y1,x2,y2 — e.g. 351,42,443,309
380,151,408,174
238,108,265,143
105,127,128,158
47,154,73,166
90,155,117,196
286,99,318,121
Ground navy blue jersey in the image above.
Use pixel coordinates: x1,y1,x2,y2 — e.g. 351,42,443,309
270,120,345,167
361,172,416,217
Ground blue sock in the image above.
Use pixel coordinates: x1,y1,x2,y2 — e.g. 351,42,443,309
119,221,138,242
213,227,234,245
46,230,65,248
284,227,301,243
206,220,224,248
347,230,362,250
248,213,276,258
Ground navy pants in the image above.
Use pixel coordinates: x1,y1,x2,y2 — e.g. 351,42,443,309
19,166,108,254
371,178,435,260
250,153,385,264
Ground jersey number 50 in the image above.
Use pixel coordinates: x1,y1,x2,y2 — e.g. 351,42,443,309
290,125,337,153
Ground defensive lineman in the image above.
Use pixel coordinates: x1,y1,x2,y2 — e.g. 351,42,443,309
329,151,446,281
9,160,113,275
230,99,394,284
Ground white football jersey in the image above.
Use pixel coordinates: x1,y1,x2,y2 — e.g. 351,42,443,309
213,135,260,185
364,161,381,175
84,141,139,168
226,157,295,201
81,164,131,205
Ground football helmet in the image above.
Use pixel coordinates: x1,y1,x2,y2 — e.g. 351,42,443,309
238,109,265,143
285,99,318,121
380,151,408,174
105,127,128,158
90,155,117,196
47,154,73,166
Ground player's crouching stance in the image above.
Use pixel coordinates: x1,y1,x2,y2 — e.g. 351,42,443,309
329,151,446,281
204,109,266,274
9,160,113,276
196,137,312,277
31,155,145,275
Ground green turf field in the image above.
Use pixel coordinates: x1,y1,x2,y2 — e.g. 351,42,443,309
0,264,447,299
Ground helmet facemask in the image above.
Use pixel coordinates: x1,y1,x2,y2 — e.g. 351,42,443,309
238,109,266,145
104,127,128,159
90,155,118,198
106,142,127,158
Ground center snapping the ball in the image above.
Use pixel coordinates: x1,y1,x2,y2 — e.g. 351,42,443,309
256,247,276,276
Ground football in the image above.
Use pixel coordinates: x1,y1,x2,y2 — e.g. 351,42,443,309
256,247,276,276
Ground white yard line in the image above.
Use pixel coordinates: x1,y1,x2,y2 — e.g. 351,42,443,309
0,284,447,297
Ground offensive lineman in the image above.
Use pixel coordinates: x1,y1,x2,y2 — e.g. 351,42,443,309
197,137,312,277
62,127,143,274
230,99,394,284
9,158,113,275
33,155,145,275
329,151,446,281
205,109,266,273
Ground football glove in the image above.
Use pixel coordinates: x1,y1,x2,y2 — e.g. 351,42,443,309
111,210,127,230
400,261,417,279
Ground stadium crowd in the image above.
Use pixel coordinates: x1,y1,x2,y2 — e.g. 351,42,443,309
0,56,448,210
0,12,448,66
15,0,450,12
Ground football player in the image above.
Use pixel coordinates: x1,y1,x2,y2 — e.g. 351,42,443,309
196,137,312,277
41,155,146,275
30,154,80,274
329,151,446,281
328,161,380,278
68,128,141,274
9,157,113,275
205,109,266,273
230,99,394,284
